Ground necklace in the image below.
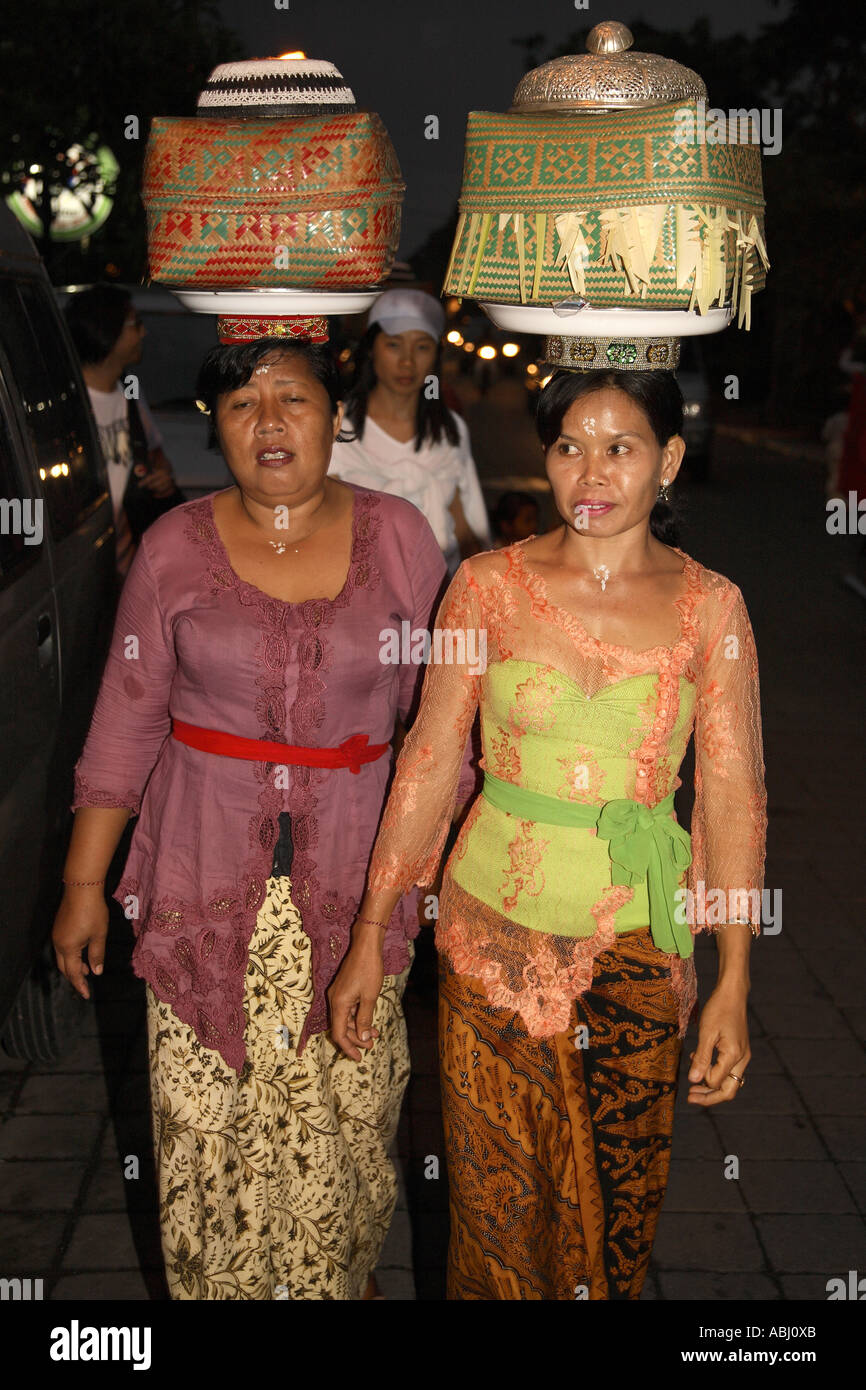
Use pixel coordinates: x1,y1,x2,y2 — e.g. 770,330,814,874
262,504,310,556
239,488,335,555
592,564,612,591
267,516,319,555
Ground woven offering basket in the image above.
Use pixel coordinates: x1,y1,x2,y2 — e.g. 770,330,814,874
443,101,767,325
143,111,405,290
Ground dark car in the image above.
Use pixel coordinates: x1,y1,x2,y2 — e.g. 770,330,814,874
0,206,116,1061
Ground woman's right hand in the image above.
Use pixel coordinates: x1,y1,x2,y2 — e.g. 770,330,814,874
52,888,109,1001
328,926,385,1061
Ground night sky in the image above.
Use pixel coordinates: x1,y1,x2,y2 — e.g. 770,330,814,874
218,0,790,256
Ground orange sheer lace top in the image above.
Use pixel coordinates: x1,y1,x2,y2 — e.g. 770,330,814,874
368,541,768,1039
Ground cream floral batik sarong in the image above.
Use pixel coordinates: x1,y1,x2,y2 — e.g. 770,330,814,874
146,875,412,1300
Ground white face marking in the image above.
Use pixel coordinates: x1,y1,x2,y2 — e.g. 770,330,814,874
580,415,597,437
253,364,271,377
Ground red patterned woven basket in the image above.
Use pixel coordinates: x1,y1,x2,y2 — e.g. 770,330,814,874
142,112,405,289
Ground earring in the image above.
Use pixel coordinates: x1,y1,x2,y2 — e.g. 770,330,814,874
658,478,670,502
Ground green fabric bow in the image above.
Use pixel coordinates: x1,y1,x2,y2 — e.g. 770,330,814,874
594,797,693,956
481,774,693,958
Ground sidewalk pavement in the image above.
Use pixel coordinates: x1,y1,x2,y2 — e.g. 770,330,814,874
0,904,418,1302
1,408,863,1300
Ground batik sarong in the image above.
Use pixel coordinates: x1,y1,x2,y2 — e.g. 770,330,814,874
147,873,411,1300
439,923,682,1300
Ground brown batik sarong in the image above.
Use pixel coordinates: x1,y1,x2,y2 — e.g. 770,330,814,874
438,924,684,1300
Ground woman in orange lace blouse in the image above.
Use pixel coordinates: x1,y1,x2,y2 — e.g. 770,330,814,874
330,367,768,1300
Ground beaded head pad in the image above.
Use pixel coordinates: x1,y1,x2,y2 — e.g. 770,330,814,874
216,315,329,344
544,334,681,372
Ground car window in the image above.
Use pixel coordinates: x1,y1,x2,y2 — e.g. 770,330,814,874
0,279,104,541
0,393,41,585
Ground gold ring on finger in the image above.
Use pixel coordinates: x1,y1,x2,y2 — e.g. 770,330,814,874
728,1071,745,1086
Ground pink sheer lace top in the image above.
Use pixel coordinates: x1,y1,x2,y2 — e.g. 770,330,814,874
71,485,448,1069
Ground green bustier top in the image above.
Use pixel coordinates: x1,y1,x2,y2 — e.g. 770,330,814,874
449,660,697,955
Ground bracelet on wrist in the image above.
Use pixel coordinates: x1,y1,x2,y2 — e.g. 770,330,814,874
711,918,760,937
63,878,106,887
355,915,389,931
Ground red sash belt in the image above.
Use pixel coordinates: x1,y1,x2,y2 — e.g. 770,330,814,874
171,719,389,775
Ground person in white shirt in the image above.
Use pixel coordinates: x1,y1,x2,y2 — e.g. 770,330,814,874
65,285,182,579
329,289,491,573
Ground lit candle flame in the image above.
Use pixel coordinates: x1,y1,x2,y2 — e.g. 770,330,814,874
277,51,306,59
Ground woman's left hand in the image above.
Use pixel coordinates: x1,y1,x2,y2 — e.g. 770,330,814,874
687,984,750,1106
328,928,385,1061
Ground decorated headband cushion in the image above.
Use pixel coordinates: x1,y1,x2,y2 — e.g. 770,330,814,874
544,335,681,371
215,315,329,344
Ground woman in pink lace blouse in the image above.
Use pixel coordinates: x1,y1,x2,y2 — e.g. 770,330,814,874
52,338,449,1301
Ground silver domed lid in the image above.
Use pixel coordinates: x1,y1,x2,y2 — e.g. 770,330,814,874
509,20,707,113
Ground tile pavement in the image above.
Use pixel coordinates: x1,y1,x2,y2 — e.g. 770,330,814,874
0,913,417,1302
1,417,864,1300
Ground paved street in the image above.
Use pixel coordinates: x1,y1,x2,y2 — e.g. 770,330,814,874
1,386,864,1301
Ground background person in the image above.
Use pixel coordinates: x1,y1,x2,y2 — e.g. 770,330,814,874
65,284,184,579
491,489,541,547
329,288,492,574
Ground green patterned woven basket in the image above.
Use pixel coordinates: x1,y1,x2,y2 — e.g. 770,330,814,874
443,102,767,326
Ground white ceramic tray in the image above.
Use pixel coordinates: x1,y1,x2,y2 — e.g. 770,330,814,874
479,303,733,337
171,287,382,315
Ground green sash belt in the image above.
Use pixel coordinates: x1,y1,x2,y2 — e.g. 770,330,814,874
481,772,693,958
